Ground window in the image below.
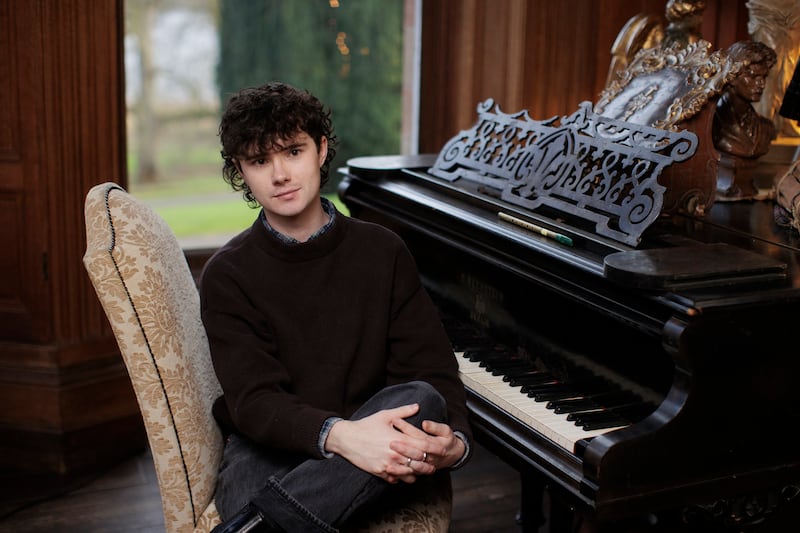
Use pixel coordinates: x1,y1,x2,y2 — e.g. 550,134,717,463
124,0,418,248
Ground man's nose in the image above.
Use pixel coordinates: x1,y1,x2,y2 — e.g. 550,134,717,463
272,158,289,182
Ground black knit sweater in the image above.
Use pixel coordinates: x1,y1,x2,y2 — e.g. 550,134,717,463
199,208,471,458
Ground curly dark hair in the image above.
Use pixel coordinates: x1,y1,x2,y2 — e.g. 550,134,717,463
218,82,339,206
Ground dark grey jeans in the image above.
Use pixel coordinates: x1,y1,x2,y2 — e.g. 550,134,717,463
215,380,449,532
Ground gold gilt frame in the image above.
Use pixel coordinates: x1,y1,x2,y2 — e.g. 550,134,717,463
595,39,740,131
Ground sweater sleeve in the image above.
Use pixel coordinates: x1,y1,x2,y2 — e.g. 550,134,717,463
199,255,337,457
384,240,473,442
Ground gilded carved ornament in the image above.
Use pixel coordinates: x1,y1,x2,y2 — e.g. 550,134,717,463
596,40,741,131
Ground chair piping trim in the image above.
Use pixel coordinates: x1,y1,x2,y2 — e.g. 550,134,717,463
102,184,198,525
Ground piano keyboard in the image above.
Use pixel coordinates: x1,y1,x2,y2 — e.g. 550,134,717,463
456,353,631,452
442,315,660,453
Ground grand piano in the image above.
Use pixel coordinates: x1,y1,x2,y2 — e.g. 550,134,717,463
337,104,800,531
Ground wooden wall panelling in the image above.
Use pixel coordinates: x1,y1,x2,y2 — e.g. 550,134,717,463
0,0,48,344
702,0,751,50
0,0,143,490
418,0,473,153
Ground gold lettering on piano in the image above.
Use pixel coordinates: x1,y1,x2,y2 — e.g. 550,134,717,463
459,273,504,329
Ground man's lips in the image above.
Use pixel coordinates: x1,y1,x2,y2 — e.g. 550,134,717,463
274,188,300,199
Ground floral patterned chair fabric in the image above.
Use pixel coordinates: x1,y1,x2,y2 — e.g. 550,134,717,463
83,182,223,533
82,182,452,533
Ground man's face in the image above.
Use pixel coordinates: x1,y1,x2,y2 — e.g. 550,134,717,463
236,132,328,223
730,62,769,103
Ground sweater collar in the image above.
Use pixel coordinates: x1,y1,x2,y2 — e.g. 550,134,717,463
250,199,347,262
260,197,337,244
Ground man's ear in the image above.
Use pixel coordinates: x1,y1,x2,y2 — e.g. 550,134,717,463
318,136,329,167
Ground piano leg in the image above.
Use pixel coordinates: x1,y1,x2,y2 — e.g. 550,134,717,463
521,480,599,533
548,489,580,533
515,473,546,532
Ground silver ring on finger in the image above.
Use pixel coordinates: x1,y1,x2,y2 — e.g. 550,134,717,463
406,456,413,467
422,451,428,463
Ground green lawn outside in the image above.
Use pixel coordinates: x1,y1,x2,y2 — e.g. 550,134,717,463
152,198,258,237
133,175,350,239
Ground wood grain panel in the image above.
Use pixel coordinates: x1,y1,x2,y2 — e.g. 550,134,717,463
0,1,21,167
0,195,24,306
0,0,46,343
0,0,140,479
38,1,127,343
0,0,126,343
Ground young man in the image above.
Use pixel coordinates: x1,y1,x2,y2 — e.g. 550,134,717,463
200,82,472,533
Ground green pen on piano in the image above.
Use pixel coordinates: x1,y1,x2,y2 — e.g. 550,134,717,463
498,212,574,247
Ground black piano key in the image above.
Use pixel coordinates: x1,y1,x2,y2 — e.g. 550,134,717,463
569,402,654,427
549,398,598,414
519,379,561,393
467,349,517,364
504,369,551,382
530,388,586,402
492,363,537,374
566,405,623,423
526,382,609,402
512,373,557,385
575,400,657,429
495,366,538,377
580,416,630,431
465,349,500,362
546,390,638,413
522,381,566,393
569,410,619,424
525,376,608,395
480,359,530,371
548,396,625,414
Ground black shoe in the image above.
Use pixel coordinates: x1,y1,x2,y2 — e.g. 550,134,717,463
212,502,267,533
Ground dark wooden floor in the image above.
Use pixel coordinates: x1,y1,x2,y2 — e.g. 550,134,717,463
0,442,527,532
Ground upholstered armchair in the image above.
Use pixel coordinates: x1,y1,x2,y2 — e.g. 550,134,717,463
82,182,452,533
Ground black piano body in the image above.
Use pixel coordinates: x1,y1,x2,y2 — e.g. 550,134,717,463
339,153,800,532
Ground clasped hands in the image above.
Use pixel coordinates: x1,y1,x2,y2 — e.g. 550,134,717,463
324,403,465,484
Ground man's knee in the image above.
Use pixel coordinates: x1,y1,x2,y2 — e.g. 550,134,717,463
353,381,448,425
390,381,447,426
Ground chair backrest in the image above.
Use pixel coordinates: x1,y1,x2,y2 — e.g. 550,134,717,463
83,182,222,532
